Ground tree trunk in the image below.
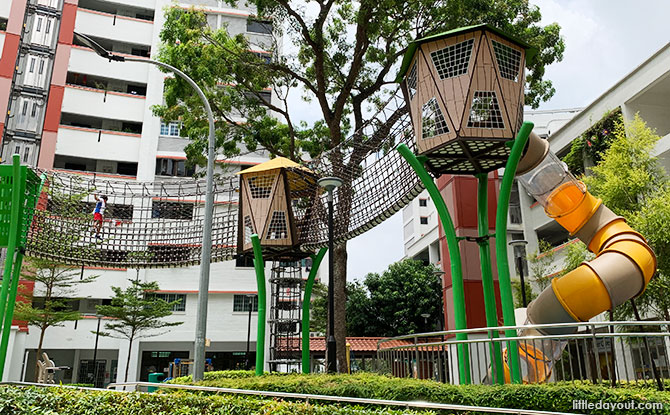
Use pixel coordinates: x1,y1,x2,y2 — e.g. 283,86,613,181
333,241,348,372
124,336,133,383
33,326,47,382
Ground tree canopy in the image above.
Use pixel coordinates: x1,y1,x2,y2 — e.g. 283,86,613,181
156,0,565,370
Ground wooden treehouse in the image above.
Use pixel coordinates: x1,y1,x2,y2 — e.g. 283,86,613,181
237,157,317,259
397,24,537,175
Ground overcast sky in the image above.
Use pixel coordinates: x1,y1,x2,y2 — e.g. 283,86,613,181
287,1,670,281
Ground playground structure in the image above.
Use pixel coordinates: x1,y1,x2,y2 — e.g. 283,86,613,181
0,24,657,384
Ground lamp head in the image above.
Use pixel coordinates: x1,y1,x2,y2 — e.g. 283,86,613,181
317,177,343,192
508,239,529,247
73,32,125,62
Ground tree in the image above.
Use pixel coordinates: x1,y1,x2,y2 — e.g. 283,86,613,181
581,114,670,321
309,281,328,335
526,239,557,291
14,258,98,381
156,1,565,369
95,279,183,382
346,260,443,337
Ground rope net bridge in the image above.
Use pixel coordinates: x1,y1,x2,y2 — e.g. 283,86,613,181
22,90,423,268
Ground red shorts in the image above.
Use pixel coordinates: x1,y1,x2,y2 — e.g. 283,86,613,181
94,213,103,222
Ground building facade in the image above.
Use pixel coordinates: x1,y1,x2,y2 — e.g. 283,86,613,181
0,0,300,385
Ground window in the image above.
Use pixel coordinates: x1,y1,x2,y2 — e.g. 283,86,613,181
235,255,254,267
31,103,38,117
420,216,428,225
244,91,272,105
38,59,45,75
243,215,253,244
149,293,186,312
421,97,449,139
45,19,51,34
29,58,36,73
22,101,28,116
131,48,150,57
233,294,258,312
266,211,288,240
406,63,418,99
36,17,43,32
116,162,138,176
430,38,474,80
467,91,504,129
160,121,181,137
155,158,195,177
23,147,30,163
247,174,274,199
247,19,272,34
254,52,272,64
152,201,194,220
419,198,427,207
491,40,522,82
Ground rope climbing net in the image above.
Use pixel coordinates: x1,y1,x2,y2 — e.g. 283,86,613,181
23,89,423,267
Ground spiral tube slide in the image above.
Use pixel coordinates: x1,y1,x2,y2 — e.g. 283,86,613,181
503,132,657,382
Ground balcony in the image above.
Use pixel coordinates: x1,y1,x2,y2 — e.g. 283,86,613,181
62,84,146,123
75,7,153,47
69,46,149,84
55,125,140,163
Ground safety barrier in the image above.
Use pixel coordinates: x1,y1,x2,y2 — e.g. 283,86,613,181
375,321,670,389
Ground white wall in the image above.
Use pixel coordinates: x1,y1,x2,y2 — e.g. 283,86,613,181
61,86,146,123
55,126,141,162
75,8,153,46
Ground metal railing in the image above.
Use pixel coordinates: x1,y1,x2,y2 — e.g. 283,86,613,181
0,381,583,415
376,321,670,389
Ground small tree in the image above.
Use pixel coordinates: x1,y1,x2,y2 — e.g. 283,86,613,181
15,258,98,381
95,279,183,382
527,239,557,291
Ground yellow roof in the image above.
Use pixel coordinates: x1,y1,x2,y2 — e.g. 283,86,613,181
236,156,314,175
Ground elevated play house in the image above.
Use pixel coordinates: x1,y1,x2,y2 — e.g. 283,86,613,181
397,24,536,175
236,157,318,259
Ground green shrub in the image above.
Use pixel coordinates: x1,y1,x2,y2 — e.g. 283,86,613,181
0,386,434,415
169,372,670,415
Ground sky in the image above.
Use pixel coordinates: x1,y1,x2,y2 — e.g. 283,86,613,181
287,1,670,281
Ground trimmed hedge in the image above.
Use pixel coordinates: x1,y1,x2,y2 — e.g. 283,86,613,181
170,371,670,415
0,386,434,415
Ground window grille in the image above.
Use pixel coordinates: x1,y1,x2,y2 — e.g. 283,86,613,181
266,211,288,240
406,63,418,99
233,294,258,312
467,91,505,129
149,293,186,312
247,174,274,199
430,38,474,79
492,40,522,81
421,97,449,139
244,215,253,244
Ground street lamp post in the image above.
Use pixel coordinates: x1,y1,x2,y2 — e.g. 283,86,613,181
73,33,216,382
245,294,255,370
92,315,102,387
317,176,342,373
508,239,529,307
420,313,430,330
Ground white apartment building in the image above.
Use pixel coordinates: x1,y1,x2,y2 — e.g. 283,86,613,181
0,0,305,386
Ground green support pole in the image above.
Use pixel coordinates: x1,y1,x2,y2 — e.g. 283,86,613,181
302,248,327,374
397,143,470,384
495,121,534,384
476,173,504,385
0,251,24,377
250,234,266,376
0,155,23,331
0,155,25,378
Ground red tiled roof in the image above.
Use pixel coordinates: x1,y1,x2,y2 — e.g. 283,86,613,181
308,337,414,352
